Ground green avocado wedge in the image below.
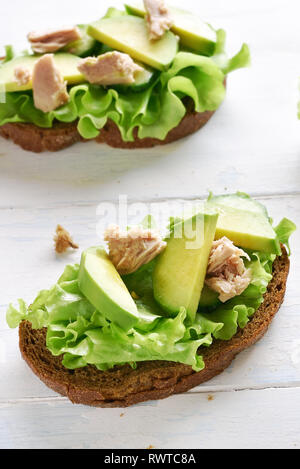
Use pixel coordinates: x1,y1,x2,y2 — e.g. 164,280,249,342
111,64,157,93
0,53,85,92
78,247,140,331
208,192,268,217
199,284,220,309
87,16,179,71
153,211,219,323
207,193,281,255
125,2,217,55
63,24,99,58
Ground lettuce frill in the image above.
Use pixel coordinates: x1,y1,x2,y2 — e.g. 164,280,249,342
0,33,250,141
6,207,295,372
7,244,280,372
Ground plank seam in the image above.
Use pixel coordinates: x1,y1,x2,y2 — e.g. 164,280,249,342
1,383,300,406
0,191,299,211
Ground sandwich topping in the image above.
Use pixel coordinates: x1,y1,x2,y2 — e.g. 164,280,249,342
205,237,251,302
104,224,166,275
28,26,82,54
32,54,69,112
14,66,31,86
6,193,296,374
0,4,251,144
144,0,173,41
78,52,143,86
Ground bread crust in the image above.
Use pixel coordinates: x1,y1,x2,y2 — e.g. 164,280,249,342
18,247,290,407
95,109,215,149
0,121,83,153
0,107,215,153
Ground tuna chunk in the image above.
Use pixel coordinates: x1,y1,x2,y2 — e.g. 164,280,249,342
104,224,167,275
32,54,69,113
78,51,142,86
205,237,251,302
144,0,173,41
54,225,79,254
28,26,81,54
14,66,31,86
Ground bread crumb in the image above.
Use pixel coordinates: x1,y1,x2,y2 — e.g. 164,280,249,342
207,394,214,401
147,445,154,449
120,413,124,417
54,225,79,254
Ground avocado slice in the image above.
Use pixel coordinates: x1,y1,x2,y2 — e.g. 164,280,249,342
199,285,220,308
207,194,281,254
0,53,85,92
125,2,216,56
63,25,99,58
208,192,268,217
129,65,157,91
78,247,140,331
87,16,178,71
111,64,157,93
103,7,129,19
153,211,219,323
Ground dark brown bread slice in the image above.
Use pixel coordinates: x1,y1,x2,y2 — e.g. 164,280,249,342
95,108,215,149
0,106,215,153
18,248,290,408
0,122,82,153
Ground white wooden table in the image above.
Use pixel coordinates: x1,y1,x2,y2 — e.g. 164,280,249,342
0,0,299,449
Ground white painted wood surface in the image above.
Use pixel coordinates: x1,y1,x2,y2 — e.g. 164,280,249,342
0,0,299,449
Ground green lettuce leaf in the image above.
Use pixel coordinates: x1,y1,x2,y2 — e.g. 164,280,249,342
0,37,249,141
6,245,277,372
2,45,15,63
212,29,251,74
6,197,296,372
6,263,209,372
274,218,296,255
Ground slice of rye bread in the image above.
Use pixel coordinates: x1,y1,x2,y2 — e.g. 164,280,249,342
0,103,215,153
18,247,290,408
0,122,83,153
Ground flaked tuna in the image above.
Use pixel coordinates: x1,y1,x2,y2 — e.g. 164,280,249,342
205,236,251,302
78,51,142,85
32,54,69,113
104,224,166,275
28,26,81,54
144,0,173,41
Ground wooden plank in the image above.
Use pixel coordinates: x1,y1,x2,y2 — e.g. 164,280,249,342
0,0,299,449
1,387,299,449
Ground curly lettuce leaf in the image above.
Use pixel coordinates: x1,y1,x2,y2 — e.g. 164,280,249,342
6,264,210,371
274,218,296,256
0,42,247,141
212,29,250,74
2,45,15,63
62,308,208,372
4,256,235,371
7,213,288,372
6,299,30,329
0,91,78,127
